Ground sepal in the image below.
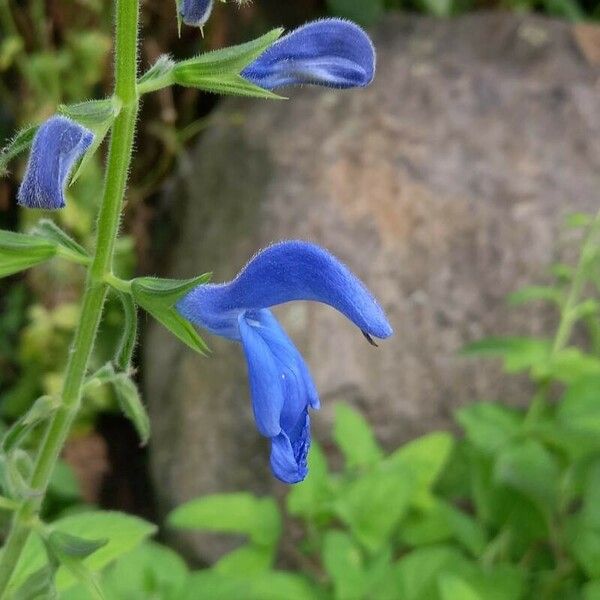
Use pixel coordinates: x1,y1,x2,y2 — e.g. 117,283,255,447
58,99,120,184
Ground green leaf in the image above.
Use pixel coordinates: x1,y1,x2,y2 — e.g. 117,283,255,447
557,376,600,435
286,441,333,521
59,98,119,184
175,28,283,80
322,531,365,600
47,532,108,559
438,574,482,600
584,580,600,600
385,432,455,501
2,395,58,453
507,285,562,307
131,273,211,305
115,292,138,371
0,230,57,278
2,450,36,500
566,516,600,579
11,565,57,600
168,493,281,548
99,541,188,600
59,99,117,128
0,124,38,176
333,404,383,469
184,571,321,600
173,69,284,99
494,439,560,515
50,552,105,600
112,375,150,446
462,337,551,374
138,54,176,93
131,275,211,355
334,462,415,553
537,348,600,384
399,500,487,557
31,220,88,261
9,511,157,592
456,402,522,455
394,545,468,600
83,363,118,395
214,544,274,575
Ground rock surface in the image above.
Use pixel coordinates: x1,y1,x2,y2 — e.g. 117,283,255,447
144,12,600,562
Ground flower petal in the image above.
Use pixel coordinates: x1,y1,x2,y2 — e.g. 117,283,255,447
270,412,311,484
178,241,393,340
180,0,213,28
17,116,94,210
238,313,284,438
241,19,375,90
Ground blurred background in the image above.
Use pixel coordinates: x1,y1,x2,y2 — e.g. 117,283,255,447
1,0,600,597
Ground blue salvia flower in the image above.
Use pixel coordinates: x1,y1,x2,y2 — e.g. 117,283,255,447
241,19,376,91
177,241,392,483
17,116,94,210
180,0,213,29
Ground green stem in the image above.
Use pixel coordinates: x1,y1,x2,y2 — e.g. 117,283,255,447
0,1,139,595
525,207,600,422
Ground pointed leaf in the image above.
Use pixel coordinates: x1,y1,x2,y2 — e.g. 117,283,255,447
115,292,138,371
83,363,117,393
174,72,285,99
31,220,88,260
47,532,108,559
333,403,383,469
112,375,150,446
175,29,284,77
0,230,57,278
138,55,176,94
131,273,211,305
11,565,57,600
2,395,58,453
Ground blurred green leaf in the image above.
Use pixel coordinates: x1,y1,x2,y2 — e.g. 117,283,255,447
31,220,88,260
0,230,57,278
47,532,107,560
11,565,57,600
287,441,333,521
322,531,365,600
456,402,522,455
385,432,455,501
184,571,321,600
214,544,274,576
462,337,551,374
2,395,58,453
334,462,415,553
168,493,281,548
557,376,600,435
494,440,560,515
438,574,482,600
508,285,562,307
8,511,156,592
333,403,383,469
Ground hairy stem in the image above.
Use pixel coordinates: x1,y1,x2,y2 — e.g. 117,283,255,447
0,0,139,594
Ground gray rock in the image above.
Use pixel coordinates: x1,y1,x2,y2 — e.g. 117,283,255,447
144,12,600,562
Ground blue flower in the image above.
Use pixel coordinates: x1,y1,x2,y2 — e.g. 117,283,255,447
180,0,213,29
177,241,392,483
241,19,376,91
17,116,94,210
